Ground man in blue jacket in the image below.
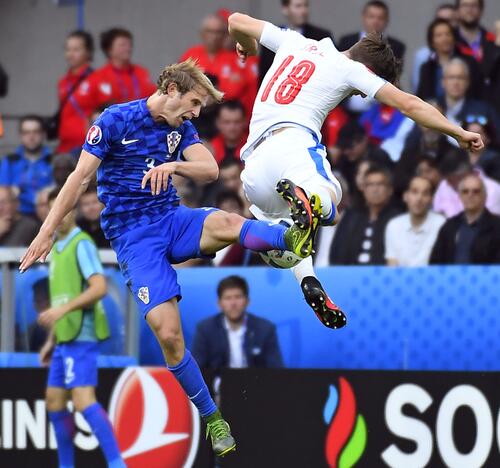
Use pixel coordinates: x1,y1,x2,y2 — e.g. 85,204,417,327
192,275,283,370
0,115,53,215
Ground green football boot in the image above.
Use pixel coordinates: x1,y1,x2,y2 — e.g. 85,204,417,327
205,411,236,457
277,179,321,258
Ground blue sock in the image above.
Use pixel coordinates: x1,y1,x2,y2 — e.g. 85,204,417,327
168,349,217,417
239,219,287,251
82,403,125,468
48,409,75,468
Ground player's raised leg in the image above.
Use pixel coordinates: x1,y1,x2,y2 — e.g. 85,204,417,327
199,207,321,258
277,178,347,329
146,298,236,457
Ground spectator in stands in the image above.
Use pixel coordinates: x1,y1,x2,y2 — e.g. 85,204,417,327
208,101,247,165
330,165,402,265
430,173,500,263
77,185,109,248
87,28,156,108
57,31,95,154
385,176,445,266
339,0,405,115
52,153,77,188
212,191,251,266
413,3,458,92
394,102,454,197
0,115,53,216
258,0,333,83
338,1,406,59
360,101,414,162
202,158,245,207
463,116,500,181
416,156,444,190
180,14,257,118
0,62,8,97
439,58,499,140
433,148,500,216
192,275,283,370
315,173,350,266
455,0,500,113
334,121,393,193
323,108,350,163
0,187,39,246
27,278,49,352
35,188,53,224
417,19,483,101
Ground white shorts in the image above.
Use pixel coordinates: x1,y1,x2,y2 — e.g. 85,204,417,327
241,127,342,222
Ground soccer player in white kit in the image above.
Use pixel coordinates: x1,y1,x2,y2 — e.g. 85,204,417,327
227,12,484,329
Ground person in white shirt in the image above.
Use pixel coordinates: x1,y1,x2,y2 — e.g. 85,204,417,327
385,176,446,266
227,12,483,330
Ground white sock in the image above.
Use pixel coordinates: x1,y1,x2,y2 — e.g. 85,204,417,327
291,255,316,284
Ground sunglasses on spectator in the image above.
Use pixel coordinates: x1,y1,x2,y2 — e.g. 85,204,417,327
460,188,482,195
465,115,488,126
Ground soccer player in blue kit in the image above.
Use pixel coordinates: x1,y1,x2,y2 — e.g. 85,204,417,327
20,59,321,457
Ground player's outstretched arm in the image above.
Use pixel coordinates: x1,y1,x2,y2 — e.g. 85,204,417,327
19,150,101,272
375,83,484,152
228,13,266,59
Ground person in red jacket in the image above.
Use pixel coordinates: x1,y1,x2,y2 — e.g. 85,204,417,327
208,101,248,165
180,14,257,118
87,28,156,108
57,31,95,154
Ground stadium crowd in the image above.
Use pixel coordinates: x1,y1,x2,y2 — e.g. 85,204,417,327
1,0,500,271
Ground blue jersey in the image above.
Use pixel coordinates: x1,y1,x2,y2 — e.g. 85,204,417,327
82,98,202,239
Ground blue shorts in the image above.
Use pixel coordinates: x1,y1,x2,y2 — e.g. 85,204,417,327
47,341,99,389
111,205,217,317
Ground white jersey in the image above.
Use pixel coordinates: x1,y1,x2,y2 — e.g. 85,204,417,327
241,23,387,159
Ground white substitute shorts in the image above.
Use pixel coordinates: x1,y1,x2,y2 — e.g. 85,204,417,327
241,127,342,222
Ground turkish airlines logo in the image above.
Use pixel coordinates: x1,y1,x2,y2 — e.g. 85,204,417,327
109,367,200,467
323,377,367,467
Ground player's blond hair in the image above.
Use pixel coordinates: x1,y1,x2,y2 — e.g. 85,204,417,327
157,58,224,103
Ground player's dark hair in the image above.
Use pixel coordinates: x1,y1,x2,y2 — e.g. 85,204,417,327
19,114,45,133
217,100,246,117
217,275,249,298
363,0,389,15
427,19,455,50
67,30,94,60
100,27,133,57
365,164,394,186
455,0,483,11
48,187,61,203
337,121,366,149
349,32,402,85
215,190,244,210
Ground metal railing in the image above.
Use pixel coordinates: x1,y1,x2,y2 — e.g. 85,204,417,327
0,248,138,358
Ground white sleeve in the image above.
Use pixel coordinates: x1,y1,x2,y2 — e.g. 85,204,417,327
384,219,396,260
345,60,387,99
259,22,305,53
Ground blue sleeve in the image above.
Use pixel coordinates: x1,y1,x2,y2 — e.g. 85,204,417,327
76,240,104,280
179,121,202,156
82,107,122,160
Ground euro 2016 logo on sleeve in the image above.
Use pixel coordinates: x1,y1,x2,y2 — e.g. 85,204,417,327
323,377,367,468
109,367,200,468
86,125,102,145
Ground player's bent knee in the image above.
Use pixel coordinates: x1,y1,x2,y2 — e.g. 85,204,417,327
72,387,96,413
155,327,183,352
218,212,245,239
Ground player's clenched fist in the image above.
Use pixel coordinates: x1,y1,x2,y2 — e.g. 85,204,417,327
141,162,178,195
456,129,484,153
19,229,54,272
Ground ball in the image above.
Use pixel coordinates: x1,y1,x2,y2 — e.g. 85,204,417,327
259,249,302,269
